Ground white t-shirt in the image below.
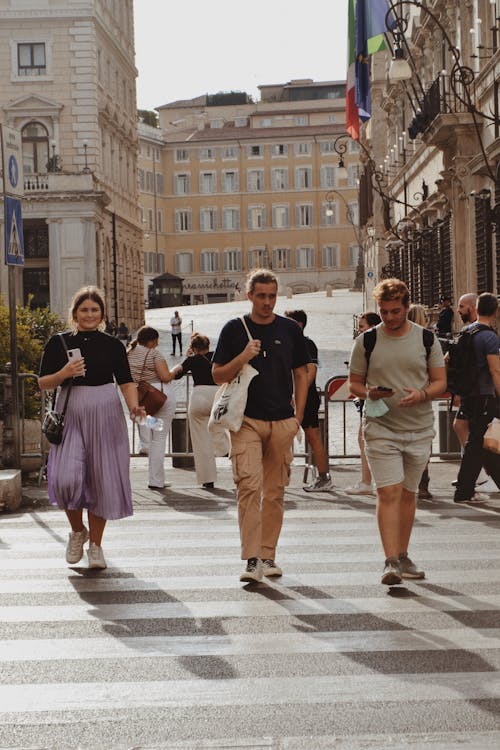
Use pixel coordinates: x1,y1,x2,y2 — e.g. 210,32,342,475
170,316,182,334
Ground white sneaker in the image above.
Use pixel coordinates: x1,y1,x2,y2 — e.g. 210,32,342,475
87,542,107,569
240,557,263,582
477,478,498,493
66,527,89,564
262,559,283,577
467,493,489,504
303,475,333,492
344,481,375,496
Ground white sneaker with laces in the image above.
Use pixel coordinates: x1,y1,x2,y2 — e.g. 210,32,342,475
344,481,375,496
303,475,333,492
262,559,283,577
240,557,263,583
467,493,489,504
87,542,107,569
66,527,89,564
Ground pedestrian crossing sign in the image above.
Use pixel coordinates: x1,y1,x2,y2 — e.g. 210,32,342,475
4,195,24,266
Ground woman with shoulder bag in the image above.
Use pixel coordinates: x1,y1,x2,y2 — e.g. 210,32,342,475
38,286,146,570
127,326,177,490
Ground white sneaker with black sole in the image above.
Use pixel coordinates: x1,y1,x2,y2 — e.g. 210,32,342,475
240,557,263,582
303,475,333,492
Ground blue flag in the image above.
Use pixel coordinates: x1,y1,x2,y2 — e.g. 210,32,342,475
355,0,395,122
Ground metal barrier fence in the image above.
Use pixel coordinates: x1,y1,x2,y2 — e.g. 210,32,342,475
0,372,48,471
1,371,460,483
321,375,461,461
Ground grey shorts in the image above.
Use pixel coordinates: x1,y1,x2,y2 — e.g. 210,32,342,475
363,421,435,492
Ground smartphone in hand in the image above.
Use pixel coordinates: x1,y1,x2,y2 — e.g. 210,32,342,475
67,348,82,361
376,386,393,392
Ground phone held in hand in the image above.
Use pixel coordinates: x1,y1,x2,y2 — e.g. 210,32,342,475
376,386,393,392
67,348,82,361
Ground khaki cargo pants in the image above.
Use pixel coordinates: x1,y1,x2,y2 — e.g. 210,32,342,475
230,416,297,561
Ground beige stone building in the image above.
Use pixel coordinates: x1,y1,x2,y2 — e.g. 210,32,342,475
139,80,362,305
359,0,500,312
0,0,143,329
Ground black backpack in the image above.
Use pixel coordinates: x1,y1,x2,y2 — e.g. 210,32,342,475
363,326,434,367
446,323,491,398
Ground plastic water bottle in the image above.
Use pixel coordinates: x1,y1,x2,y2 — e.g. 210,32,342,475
137,415,164,431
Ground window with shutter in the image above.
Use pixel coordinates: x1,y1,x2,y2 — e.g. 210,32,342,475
223,208,240,230
296,205,313,227
320,166,336,188
273,205,289,229
175,252,193,273
296,247,315,269
224,249,242,271
322,245,339,268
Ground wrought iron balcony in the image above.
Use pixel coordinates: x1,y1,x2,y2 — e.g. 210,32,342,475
408,73,471,140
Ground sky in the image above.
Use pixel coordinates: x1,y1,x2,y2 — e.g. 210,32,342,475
133,0,349,111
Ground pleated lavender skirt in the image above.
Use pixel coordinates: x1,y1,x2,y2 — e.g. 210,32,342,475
47,384,133,520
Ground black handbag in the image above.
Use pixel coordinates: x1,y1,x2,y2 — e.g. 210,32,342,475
41,334,73,445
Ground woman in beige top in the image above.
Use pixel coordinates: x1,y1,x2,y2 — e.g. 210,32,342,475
127,326,176,489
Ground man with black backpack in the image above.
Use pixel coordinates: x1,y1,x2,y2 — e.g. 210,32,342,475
453,292,500,503
349,279,446,586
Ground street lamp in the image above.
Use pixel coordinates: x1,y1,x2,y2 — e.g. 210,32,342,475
82,140,91,173
477,188,500,230
333,135,348,181
389,44,412,82
47,140,61,172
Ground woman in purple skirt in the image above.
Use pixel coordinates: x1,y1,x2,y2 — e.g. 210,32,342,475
38,286,145,570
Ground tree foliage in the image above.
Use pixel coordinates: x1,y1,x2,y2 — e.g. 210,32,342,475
138,109,159,128
0,298,65,418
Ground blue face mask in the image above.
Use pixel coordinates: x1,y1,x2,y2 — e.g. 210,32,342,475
364,397,389,418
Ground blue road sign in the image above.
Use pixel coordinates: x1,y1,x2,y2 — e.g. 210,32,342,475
5,196,24,266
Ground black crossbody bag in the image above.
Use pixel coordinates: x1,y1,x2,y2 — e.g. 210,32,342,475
41,334,73,445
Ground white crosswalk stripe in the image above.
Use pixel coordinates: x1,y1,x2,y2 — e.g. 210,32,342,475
1,502,500,748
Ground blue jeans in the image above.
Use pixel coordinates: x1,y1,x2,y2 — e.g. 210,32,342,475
454,395,500,501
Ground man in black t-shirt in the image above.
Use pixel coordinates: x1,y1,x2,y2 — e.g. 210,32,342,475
213,269,308,583
285,310,332,492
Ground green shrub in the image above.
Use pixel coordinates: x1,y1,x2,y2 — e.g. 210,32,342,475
0,297,65,419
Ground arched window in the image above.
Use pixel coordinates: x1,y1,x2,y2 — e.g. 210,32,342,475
22,122,49,174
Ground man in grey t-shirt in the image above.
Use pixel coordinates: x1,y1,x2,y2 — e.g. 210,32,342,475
349,279,446,586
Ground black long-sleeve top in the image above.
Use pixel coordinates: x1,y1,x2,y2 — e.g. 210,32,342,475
39,330,132,386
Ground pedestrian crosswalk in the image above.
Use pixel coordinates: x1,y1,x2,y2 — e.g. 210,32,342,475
1,497,500,748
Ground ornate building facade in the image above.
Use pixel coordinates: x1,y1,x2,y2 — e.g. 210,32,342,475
0,0,143,328
138,80,362,305
359,0,499,310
